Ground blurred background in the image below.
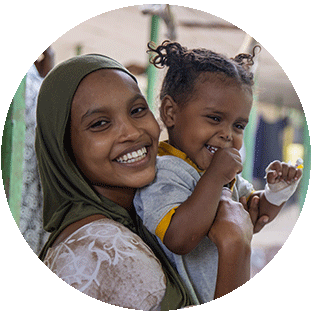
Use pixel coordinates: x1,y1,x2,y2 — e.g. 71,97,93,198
1,4,310,277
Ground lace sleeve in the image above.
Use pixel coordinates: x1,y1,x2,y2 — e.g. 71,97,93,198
44,219,166,310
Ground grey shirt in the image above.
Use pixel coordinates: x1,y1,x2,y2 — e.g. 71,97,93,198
134,155,254,304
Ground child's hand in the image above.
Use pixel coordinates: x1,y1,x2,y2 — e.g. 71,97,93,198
266,160,302,185
210,148,243,185
264,159,303,206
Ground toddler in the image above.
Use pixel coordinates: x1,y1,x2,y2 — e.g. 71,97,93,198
134,41,302,304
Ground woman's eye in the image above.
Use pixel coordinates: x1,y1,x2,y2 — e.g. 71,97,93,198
90,119,109,129
131,106,147,116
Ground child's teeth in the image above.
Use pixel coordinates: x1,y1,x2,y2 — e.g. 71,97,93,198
207,145,218,154
116,147,147,163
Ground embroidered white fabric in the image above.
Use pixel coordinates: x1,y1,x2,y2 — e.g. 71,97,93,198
44,218,166,310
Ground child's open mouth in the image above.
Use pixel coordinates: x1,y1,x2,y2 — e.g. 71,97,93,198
206,144,218,155
115,147,148,164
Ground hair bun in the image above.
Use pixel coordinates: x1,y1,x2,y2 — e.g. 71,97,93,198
232,45,261,71
147,40,187,68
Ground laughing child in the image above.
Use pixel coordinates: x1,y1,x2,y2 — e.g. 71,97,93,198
134,41,302,304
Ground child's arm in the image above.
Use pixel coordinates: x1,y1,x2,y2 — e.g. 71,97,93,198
163,148,243,255
248,159,302,232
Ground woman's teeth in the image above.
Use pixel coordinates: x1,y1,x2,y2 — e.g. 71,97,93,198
116,147,147,163
206,145,218,154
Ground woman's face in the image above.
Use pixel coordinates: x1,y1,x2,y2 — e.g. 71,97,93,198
70,69,160,201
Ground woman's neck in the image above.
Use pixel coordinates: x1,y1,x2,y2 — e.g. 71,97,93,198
92,185,136,212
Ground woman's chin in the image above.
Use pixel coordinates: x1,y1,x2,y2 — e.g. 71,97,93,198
130,170,156,189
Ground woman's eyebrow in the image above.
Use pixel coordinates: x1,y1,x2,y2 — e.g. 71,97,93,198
81,108,107,122
81,94,147,122
126,94,147,106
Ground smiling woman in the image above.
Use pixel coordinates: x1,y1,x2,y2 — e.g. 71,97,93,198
69,69,160,208
35,54,195,310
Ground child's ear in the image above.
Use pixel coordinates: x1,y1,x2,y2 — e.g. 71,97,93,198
160,95,178,128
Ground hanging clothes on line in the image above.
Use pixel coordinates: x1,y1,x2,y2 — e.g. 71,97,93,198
253,115,289,188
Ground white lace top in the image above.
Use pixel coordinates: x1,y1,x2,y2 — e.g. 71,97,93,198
44,218,166,310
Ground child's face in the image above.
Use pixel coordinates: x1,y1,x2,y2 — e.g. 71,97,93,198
70,69,160,199
167,80,252,170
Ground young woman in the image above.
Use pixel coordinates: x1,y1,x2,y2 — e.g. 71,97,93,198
36,53,255,310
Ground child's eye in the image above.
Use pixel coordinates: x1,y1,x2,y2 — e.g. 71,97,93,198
207,116,221,122
235,123,246,131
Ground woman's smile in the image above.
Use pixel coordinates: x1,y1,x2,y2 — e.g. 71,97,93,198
115,146,148,164
112,144,156,171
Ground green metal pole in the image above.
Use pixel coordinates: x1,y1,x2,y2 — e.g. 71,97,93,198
299,116,311,210
242,103,258,182
242,74,258,182
239,37,259,182
146,15,160,113
1,75,26,225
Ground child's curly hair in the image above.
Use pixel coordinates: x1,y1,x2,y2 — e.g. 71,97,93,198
147,40,260,106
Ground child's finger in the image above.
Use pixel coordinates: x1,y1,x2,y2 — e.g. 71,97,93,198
281,162,290,181
267,160,283,177
286,165,297,183
294,168,303,181
295,169,302,181
266,170,278,184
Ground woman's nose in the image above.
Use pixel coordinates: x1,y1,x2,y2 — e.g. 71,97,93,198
117,117,142,142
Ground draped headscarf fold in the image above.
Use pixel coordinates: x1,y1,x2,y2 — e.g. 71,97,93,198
35,54,195,310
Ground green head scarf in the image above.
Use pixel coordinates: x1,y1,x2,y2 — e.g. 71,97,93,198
35,54,195,310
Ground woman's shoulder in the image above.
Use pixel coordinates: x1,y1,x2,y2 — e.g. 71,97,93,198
44,218,166,310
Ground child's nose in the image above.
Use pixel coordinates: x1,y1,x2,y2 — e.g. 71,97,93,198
220,134,231,141
219,127,232,142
